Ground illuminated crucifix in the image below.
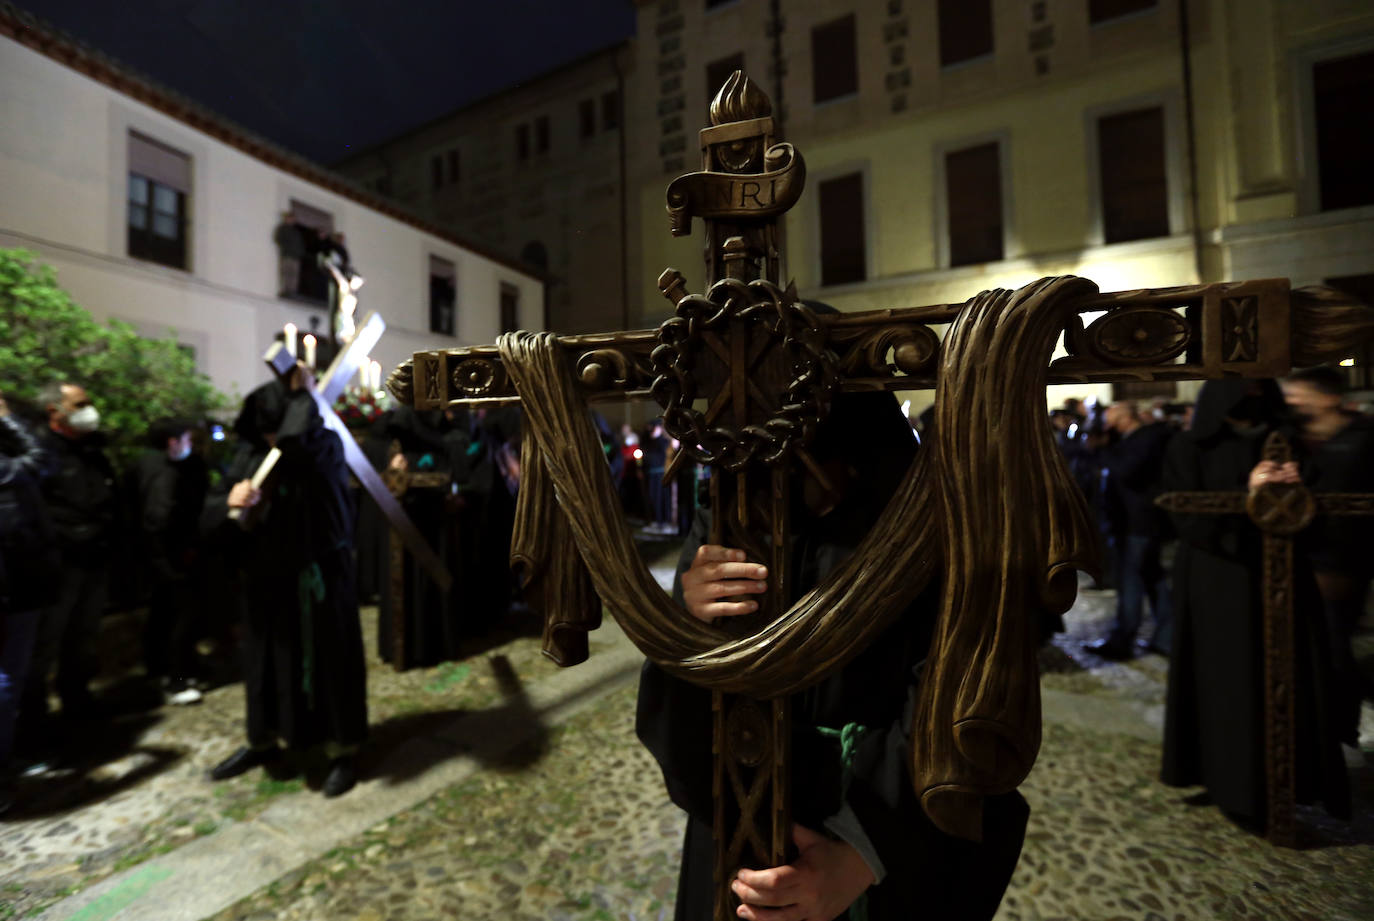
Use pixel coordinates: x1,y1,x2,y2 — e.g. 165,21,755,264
386,72,1374,920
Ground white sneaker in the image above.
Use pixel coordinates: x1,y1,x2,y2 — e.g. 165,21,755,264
164,683,203,706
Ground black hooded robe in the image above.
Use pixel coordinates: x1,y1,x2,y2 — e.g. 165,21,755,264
376,405,473,668
1160,379,1349,826
635,392,1030,921
205,383,367,752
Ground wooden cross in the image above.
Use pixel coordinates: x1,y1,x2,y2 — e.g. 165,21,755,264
236,311,451,594
380,463,451,669
386,72,1374,920
1156,431,1374,847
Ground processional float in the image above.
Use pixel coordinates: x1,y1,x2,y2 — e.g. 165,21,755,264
387,73,1374,916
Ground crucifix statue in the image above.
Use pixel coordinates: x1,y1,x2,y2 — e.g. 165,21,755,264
386,72,1374,919
1157,430,1374,847
237,311,451,599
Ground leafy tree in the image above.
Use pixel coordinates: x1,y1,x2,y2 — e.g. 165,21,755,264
0,247,229,469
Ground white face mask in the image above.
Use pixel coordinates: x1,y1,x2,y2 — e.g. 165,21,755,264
67,405,100,434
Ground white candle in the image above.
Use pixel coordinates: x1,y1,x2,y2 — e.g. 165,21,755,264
302,334,317,369
283,322,297,358
357,363,369,391
370,360,382,393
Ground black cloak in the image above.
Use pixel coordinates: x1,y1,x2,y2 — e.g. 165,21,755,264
206,382,367,751
1160,379,1350,825
636,391,1030,921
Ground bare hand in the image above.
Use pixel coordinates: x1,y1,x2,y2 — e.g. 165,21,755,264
681,544,768,623
388,453,409,472
228,479,261,509
1248,459,1300,491
732,824,875,921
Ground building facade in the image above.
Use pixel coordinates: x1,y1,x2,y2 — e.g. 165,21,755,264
335,44,633,338
626,0,1374,407
0,8,543,401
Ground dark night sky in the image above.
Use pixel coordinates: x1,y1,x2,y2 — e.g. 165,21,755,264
24,0,638,164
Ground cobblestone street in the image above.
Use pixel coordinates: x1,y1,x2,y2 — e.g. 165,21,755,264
3,553,1372,921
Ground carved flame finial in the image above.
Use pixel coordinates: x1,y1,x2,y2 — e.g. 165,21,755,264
710,70,772,126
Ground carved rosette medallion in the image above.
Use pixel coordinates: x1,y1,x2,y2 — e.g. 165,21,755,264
1085,306,1191,364
452,358,504,398
650,278,838,471
1247,483,1317,536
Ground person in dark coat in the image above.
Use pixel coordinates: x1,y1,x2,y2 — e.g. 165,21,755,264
204,370,366,797
18,380,117,755
1160,379,1350,831
132,418,209,704
0,392,58,811
376,405,474,668
453,407,521,633
1282,366,1374,761
637,391,1031,921
1083,400,1175,659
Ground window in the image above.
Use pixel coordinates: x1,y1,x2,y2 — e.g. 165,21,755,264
580,99,597,139
812,15,858,103
1097,106,1169,244
127,132,190,270
946,142,1003,266
500,283,520,334
447,149,460,184
705,0,736,8
277,199,334,303
938,0,994,67
602,90,620,130
429,255,456,336
706,52,744,103
1312,50,1374,212
431,155,443,190
1089,0,1156,24
818,173,866,286
1326,274,1374,389
535,115,550,154
516,124,530,161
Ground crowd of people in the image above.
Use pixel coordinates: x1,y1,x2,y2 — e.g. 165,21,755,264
1050,371,1373,833
0,370,705,815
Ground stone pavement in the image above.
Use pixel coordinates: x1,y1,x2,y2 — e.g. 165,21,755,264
4,559,1373,921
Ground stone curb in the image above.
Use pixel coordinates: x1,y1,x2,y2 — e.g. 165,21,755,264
35,619,646,921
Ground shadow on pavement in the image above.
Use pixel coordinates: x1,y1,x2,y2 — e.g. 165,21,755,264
361,653,550,788
7,712,184,820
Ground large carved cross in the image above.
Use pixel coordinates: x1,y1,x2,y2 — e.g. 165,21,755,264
386,73,1374,920
1156,431,1374,847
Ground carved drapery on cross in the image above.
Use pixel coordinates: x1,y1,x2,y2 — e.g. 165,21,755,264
388,71,1374,919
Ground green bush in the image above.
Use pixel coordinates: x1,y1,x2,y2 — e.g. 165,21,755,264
0,247,230,469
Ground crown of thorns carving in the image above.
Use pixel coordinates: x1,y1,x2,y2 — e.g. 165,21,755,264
650,278,838,471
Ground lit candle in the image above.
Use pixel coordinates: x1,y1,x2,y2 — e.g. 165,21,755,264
283,322,297,358
370,360,382,393
302,334,317,369
357,363,369,391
